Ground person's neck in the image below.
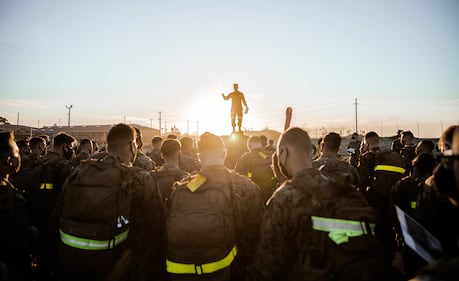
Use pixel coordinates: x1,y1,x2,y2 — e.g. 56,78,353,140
0,174,9,185
163,158,179,168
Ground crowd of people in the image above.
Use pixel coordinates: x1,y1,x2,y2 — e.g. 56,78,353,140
1,123,458,281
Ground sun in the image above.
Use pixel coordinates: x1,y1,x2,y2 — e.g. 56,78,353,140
186,94,233,137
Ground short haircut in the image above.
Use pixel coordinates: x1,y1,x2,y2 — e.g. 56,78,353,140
402,130,414,138
180,136,194,149
54,133,76,147
80,138,92,147
167,134,178,140
364,131,379,146
413,153,436,175
152,136,163,145
278,127,312,156
107,123,136,152
29,137,46,149
323,132,341,152
439,125,458,151
0,131,15,158
417,140,434,153
247,136,261,150
161,139,181,158
198,132,225,153
259,135,268,147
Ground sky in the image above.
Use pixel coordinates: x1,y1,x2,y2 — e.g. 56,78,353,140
1,0,458,138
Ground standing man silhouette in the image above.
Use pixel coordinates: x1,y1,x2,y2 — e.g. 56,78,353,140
222,83,249,133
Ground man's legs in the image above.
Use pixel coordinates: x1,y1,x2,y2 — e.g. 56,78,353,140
237,111,243,132
231,111,236,132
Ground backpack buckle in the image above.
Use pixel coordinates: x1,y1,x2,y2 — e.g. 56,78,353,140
194,264,203,275
361,222,374,235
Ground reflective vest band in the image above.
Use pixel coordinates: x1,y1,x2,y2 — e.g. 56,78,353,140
311,216,375,245
166,246,237,275
247,172,253,178
374,165,406,174
40,183,54,190
59,229,129,250
411,201,417,209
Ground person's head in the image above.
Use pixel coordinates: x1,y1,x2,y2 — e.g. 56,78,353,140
259,135,268,147
53,133,77,160
0,131,21,178
92,140,99,152
322,132,342,155
161,139,181,164
361,131,379,153
152,136,163,150
268,139,274,146
352,133,359,140
38,135,51,147
180,136,194,152
167,134,177,140
107,123,137,165
133,127,143,150
197,132,226,166
401,130,414,146
78,138,93,154
16,139,30,157
277,127,312,179
247,136,262,151
412,153,436,177
415,140,435,156
233,83,238,91
29,136,47,156
439,125,458,153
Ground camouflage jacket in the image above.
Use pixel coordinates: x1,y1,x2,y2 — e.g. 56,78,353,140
252,168,335,281
312,155,360,188
134,150,155,171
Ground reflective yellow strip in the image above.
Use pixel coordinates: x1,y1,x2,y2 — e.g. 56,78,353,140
374,165,406,174
247,172,253,178
311,216,375,245
40,183,54,190
411,201,417,209
166,246,237,275
60,229,129,250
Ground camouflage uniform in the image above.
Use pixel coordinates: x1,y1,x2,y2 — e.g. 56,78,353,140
168,165,264,280
179,151,201,173
153,165,189,203
134,150,155,171
0,180,35,281
70,151,90,168
51,155,167,281
313,155,360,188
235,147,277,203
147,149,163,167
252,168,333,280
358,147,380,191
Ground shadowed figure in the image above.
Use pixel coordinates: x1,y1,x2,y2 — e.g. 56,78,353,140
222,83,249,133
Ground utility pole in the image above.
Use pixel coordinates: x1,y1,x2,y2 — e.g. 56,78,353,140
65,105,73,126
17,112,19,130
187,120,190,135
150,118,153,128
416,122,420,137
196,121,199,137
158,111,162,136
164,121,168,134
353,98,358,133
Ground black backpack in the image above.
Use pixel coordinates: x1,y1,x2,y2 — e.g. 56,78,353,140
58,159,133,277
295,180,383,281
166,169,236,276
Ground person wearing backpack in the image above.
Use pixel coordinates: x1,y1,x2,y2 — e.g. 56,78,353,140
0,131,36,281
313,132,360,188
235,136,278,203
252,127,383,281
166,132,264,281
358,131,406,277
153,139,189,203
50,124,167,281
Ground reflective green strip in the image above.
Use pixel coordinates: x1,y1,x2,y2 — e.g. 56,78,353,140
311,216,375,245
40,183,54,190
247,172,253,178
60,229,129,250
411,201,417,209
374,165,406,174
167,246,237,275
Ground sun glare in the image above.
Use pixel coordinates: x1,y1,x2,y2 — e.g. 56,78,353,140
187,95,232,137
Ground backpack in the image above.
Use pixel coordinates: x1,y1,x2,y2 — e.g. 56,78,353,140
295,179,383,281
166,168,236,276
153,167,189,203
314,157,357,188
58,158,133,276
